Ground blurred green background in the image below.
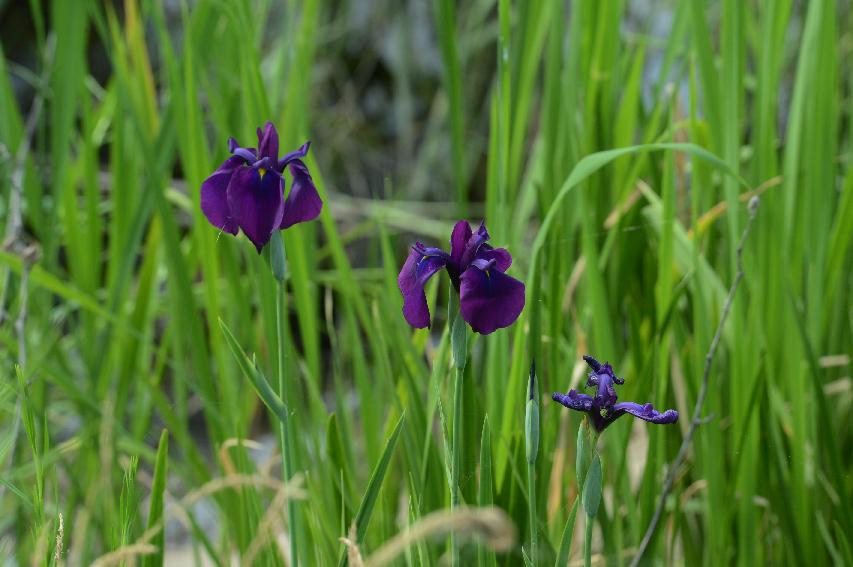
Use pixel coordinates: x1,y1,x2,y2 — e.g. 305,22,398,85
0,0,851,565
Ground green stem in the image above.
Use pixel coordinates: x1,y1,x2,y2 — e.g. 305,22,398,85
448,292,468,566
584,515,593,567
527,460,537,562
577,420,601,567
525,363,539,563
276,279,299,567
450,364,464,566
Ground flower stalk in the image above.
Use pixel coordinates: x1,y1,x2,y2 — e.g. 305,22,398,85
576,420,601,567
271,233,300,566
525,362,539,563
398,220,525,565
202,121,323,566
449,291,467,567
554,354,677,567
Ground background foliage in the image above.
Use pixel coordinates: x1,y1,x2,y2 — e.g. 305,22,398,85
0,0,851,565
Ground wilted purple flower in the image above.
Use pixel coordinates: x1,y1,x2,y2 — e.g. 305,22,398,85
200,121,322,253
552,355,678,432
397,220,525,335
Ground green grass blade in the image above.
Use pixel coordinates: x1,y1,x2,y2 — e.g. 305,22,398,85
478,416,495,567
141,429,168,567
219,318,290,425
555,497,580,567
338,413,405,567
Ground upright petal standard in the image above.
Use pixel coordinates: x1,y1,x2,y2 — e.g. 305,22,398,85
397,220,525,334
200,122,322,252
552,355,678,432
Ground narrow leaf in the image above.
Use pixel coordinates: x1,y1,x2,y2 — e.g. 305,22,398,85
338,413,406,567
450,309,468,371
582,455,602,519
219,318,289,424
575,423,590,493
555,497,580,567
478,416,496,567
142,429,168,567
479,416,494,507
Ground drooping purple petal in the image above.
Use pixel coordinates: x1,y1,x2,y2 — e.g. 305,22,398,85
280,160,323,229
475,244,512,272
278,142,311,170
257,122,279,161
459,260,525,334
398,245,449,328
551,390,595,412
449,220,472,266
613,402,679,425
553,390,614,432
200,156,244,235
226,167,284,253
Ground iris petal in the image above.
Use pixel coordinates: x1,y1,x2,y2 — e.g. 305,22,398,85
475,245,512,272
459,263,525,334
200,156,243,235
601,362,624,384
460,222,490,268
449,220,472,266
227,167,284,253
280,160,323,229
553,355,679,432
613,402,679,425
398,246,448,328
591,370,618,407
258,122,279,161
278,142,311,170
552,390,595,412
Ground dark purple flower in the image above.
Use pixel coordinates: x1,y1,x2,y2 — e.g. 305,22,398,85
200,121,322,253
552,355,679,432
397,220,525,335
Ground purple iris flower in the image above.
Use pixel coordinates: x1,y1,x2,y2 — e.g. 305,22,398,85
552,355,679,432
200,121,322,253
397,220,525,335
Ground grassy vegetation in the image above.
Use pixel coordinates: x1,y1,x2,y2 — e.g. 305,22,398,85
1,0,851,565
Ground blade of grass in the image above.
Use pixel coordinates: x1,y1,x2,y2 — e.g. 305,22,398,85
555,497,580,567
338,413,405,567
219,319,290,425
141,429,168,567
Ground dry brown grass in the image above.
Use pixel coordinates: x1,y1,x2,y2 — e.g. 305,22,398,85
339,506,515,567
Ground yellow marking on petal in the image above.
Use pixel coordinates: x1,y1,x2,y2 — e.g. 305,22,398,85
258,168,267,179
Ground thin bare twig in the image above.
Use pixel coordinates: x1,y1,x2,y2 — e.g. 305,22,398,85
630,197,760,567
